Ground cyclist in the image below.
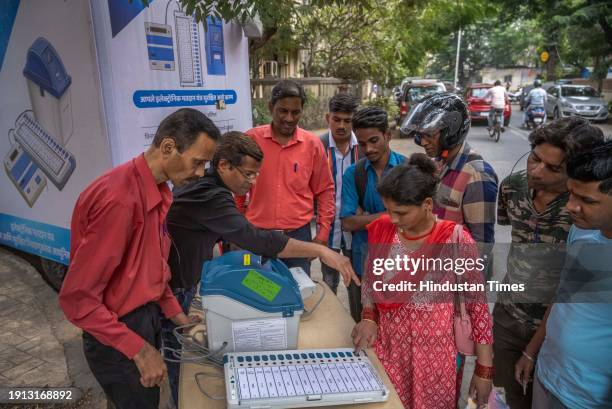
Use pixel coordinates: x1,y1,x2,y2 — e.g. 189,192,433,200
524,79,548,128
485,80,507,132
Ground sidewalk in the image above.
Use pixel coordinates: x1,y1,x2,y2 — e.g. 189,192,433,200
0,247,105,409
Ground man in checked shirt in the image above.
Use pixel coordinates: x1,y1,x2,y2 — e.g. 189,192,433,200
401,92,499,278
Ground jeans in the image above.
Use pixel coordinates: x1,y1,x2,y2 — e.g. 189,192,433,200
492,303,536,409
83,303,162,409
524,105,546,124
533,375,569,409
161,287,197,408
488,108,504,127
321,248,351,294
278,223,313,275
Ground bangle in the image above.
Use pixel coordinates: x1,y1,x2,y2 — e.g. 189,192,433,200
474,362,495,380
522,351,535,362
361,318,378,326
361,306,379,324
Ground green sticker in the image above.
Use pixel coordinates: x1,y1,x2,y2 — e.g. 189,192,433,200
241,270,281,302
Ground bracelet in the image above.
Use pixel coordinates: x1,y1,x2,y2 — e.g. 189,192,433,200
522,351,535,362
361,306,379,324
361,318,378,326
474,361,495,380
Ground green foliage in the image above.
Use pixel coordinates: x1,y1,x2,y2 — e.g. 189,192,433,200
363,97,399,123
300,90,328,130
251,99,271,126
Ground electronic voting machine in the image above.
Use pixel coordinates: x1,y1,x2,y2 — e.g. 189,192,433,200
223,348,389,408
200,251,389,408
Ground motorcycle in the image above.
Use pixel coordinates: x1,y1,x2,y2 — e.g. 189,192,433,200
525,106,546,129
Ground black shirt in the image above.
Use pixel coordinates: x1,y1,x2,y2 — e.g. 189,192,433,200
167,169,289,289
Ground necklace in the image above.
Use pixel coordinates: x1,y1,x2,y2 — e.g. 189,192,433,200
400,221,437,241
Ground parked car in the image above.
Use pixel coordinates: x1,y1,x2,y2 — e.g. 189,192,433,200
464,83,511,126
398,81,446,136
545,84,609,122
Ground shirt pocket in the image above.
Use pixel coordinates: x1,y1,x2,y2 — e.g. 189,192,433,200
288,160,312,192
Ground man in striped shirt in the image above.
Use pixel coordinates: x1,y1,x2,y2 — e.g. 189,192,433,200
401,93,498,276
319,94,361,294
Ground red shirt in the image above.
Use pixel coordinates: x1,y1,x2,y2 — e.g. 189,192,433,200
236,125,335,241
59,154,182,359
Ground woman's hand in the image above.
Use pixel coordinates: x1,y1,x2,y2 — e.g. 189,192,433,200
469,375,492,408
351,320,377,353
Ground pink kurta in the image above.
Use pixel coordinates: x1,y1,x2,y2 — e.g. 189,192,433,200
364,216,493,408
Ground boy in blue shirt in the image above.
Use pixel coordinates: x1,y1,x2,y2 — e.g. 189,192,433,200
340,107,405,322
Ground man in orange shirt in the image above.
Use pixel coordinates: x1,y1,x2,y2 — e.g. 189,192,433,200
236,80,335,275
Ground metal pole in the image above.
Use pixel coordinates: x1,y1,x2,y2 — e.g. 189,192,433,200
454,28,462,89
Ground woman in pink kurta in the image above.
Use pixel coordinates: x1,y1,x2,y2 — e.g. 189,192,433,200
352,154,494,408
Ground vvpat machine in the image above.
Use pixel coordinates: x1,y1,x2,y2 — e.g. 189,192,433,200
200,251,306,353
23,37,73,146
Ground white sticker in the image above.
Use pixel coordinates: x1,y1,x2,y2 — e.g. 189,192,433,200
232,318,287,351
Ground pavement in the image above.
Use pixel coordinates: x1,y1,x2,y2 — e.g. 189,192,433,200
0,110,609,408
0,246,106,409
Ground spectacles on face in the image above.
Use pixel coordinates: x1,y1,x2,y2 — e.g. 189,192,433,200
235,166,259,181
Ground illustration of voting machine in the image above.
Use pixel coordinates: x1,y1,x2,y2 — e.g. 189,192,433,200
4,37,76,206
200,251,390,408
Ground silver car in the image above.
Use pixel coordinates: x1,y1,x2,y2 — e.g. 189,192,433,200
545,85,609,122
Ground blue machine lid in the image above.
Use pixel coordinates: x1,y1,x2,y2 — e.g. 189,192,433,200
23,37,71,99
200,250,303,316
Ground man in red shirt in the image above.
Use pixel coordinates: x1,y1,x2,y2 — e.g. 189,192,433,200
236,80,335,275
59,108,219,409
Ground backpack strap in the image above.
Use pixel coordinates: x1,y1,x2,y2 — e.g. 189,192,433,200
354,158,368,210
319,132,330,152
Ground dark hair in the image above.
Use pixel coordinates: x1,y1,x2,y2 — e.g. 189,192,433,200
494,80,502,86
152,108,220,152
270,80,306,106
528,117,603,157
567,140,612,194
329,93,359,113
377,153,438,205
352,106,388,133
212,131,264,169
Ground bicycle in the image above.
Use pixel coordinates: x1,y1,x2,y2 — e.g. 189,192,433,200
488,108,504,142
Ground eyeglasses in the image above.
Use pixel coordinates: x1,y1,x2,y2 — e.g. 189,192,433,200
235,166,259,181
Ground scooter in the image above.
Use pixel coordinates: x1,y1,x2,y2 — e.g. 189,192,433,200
524,106,546,130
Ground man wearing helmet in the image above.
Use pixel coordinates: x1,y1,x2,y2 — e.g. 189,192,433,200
524,79,548,128
401,93,499,276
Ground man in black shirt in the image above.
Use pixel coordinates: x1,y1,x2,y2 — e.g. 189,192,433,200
163,131,359,407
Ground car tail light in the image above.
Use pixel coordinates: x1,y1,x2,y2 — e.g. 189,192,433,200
400,101,407,115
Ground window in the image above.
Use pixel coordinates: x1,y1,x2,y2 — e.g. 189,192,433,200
503,75,512,83
561,86,599,97
470,88,489,98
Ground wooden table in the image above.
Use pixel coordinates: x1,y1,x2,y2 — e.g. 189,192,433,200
179,282,402,408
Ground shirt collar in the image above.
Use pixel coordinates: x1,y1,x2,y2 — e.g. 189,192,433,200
364,150,401,170
263,124,305,144
134,154,172,213
445,142,472,171
328,131,358,150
